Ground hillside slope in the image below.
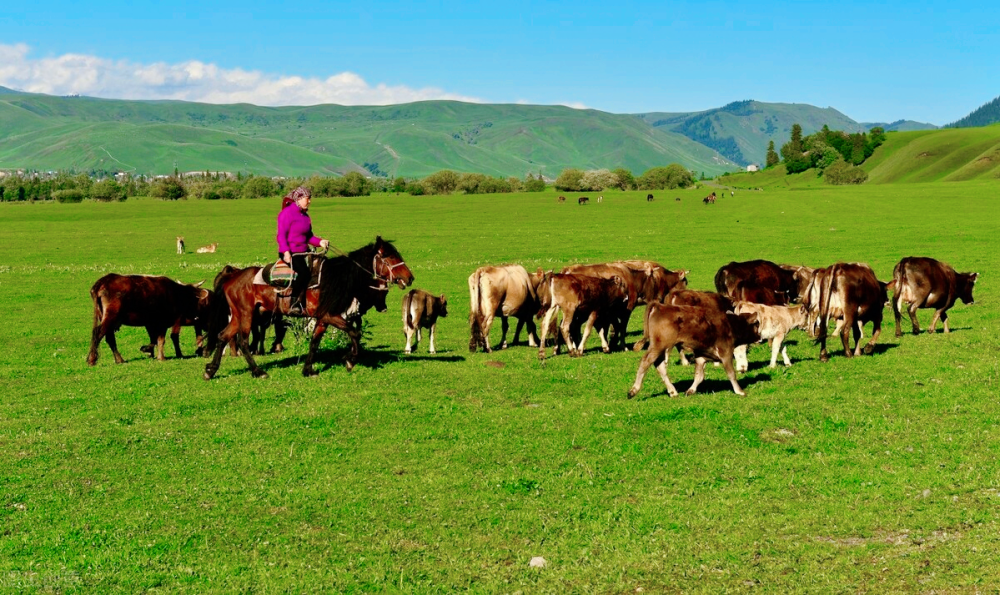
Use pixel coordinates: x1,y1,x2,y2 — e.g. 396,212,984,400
0,90,736,178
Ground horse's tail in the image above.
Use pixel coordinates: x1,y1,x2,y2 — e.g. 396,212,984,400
468,268,484,352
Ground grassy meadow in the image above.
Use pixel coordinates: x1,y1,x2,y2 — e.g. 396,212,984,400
2,182,999,592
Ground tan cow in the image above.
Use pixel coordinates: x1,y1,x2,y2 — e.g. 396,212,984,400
732,302,807,372
196,242,218,254
628,304,760,398
468,265,546,353
402,289,447,354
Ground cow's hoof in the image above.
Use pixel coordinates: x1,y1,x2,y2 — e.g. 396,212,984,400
404,349,411,355
627,389,637,399
252,369,268,379
429,349,436,354
203,367,216,380
602,347,611,354
862,345,875,355
684,388,696,396
894,331,903,338
819,354,830,363
345,361,355,372
139,345,153,354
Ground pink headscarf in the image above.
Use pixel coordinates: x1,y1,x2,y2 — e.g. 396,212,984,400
281,186,311,210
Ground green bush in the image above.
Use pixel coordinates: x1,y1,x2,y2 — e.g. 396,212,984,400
90,179,127,202
242,176,277,199
150,177,187,200
824,158,868,185
53,189,85,203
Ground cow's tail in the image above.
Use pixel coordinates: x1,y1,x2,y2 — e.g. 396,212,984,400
90,284,106,339
816,266,836,340
468,269,483,352
402,291,414,331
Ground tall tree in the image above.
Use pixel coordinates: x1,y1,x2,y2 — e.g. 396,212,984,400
765,140,779,168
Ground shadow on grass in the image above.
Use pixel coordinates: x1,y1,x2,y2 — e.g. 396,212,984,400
632,372,771,401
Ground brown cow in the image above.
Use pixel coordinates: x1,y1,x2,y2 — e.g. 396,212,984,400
647,194,654,201
557,195,566,203
564,261,687,352
659,289,746,370
628,304,760,398
802,262,888,361
714,260,811,303
538,273,632,359
732,280,789,306
468,265,546,353
891,257,978,336
732,302,808,372
578,196,589,205
88,274,211,365
402,289,448,354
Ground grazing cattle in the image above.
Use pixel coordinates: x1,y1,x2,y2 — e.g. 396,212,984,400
538,273,633,359
557,195,566,203
176,236,185,254
87,274,211,365
891,256,978,336
468,265,546,353
647,194,654,201
402,289,448,354
732,302,807,372
578,196,589,205
801,262,888,361
196,242,218,254
674,197,681,201
714,260,810,304
628,304,760,398
564,261,688,351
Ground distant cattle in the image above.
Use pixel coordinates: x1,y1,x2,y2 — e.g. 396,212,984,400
176,236,185,254
196,242,218,254
402,289,448,354
628,304,760,398
578,196,589,205
647,194,654,201
674,197,681,201
558,196,566,203
714,260,812,304
538,273,632,359
801,262,889,361
564,261,688,352
597,195,603,203
88,274,212,365
468,265,546,353
703,192,716,204
732,302,808,372
891,256,978,336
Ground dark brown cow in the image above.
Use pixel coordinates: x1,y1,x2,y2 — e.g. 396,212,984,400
402,289,448,354
628,304,760,398
563,261,688,352
204,265,288,358
468,265,546,353
578,196,589,205
732,281,789,306
538,273,633,359
891,257,978,336
647,194,654,201
88,274,211,365
658,289,748,369
557,195,566,203
802,262,888,361
714,260,809,303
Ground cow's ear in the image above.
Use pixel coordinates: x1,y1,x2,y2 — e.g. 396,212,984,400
440,294,446,301
536,267,543,275
680,269,689,279
645,264,653,275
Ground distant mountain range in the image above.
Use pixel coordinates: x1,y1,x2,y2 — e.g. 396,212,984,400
0,86,963,178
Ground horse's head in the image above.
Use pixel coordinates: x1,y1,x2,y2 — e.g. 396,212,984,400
373,236,414,290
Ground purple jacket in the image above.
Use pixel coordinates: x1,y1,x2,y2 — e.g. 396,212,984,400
276,203,323,256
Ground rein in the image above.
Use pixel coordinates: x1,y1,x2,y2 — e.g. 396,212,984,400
323,243,406,288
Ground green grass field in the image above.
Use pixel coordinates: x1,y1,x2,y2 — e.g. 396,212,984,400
2,183,999,592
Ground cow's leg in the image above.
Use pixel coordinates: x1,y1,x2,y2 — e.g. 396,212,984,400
862,317,882,356
142,326,158,358
538,306,559,360
499,316,514,350
403,324,414,354
524,316,539,347
628,346,668,398
205,308,265,379
146,325,168,361
734,344,749,373
686,358,708,396
908,302,922,335
840,313,855,357
721,354,746,396
775,333,791,367
428,323,437,354
559,307,578,356
169,321,183,358
677,346,691,366
511,318,524,346
893,295,905,337
927,308,944,334
480,312,495,353
654,357,678,397
941,310,950,334
597,326,612,354
577,311,600,356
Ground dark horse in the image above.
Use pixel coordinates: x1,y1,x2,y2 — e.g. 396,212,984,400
203,237,414,379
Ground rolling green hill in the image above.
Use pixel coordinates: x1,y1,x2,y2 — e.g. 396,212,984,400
0,89,737,178
717,125,1000,188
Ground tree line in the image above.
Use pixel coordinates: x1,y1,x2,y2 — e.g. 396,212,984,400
0,162,702,203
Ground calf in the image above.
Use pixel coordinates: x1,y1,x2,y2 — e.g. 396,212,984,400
659,289,741,368
628,304,760,398
891,256,978,336
176,236,185,254
538,273,632,359
88,274,211,365
196,242,218,254
402,289,448,354
802,262,888,361
732,302,807,372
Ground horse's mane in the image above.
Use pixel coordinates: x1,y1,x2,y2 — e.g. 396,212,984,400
315,240,397,319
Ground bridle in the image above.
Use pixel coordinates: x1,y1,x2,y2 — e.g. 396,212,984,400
373,253,408,288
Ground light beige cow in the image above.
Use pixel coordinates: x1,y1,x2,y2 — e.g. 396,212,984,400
468,265,546,353
196,242,218,254
732,302,808,373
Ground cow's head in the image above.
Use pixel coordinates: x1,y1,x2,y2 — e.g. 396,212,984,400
730,310,761,346
959,272,979,305
438,294,448,318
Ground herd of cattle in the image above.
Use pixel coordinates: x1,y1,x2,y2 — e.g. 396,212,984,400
87,255,978,399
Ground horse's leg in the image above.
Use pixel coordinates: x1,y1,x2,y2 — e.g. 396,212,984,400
205,304,264,379
270,317,286,353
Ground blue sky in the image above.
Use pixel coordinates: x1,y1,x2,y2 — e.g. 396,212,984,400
2,1,997,125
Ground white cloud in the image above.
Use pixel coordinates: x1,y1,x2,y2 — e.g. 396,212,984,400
0,43,483,106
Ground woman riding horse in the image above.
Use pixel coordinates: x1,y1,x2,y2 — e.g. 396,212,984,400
276,186,330,315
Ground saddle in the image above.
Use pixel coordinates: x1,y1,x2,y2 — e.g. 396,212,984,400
254,254,324,293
